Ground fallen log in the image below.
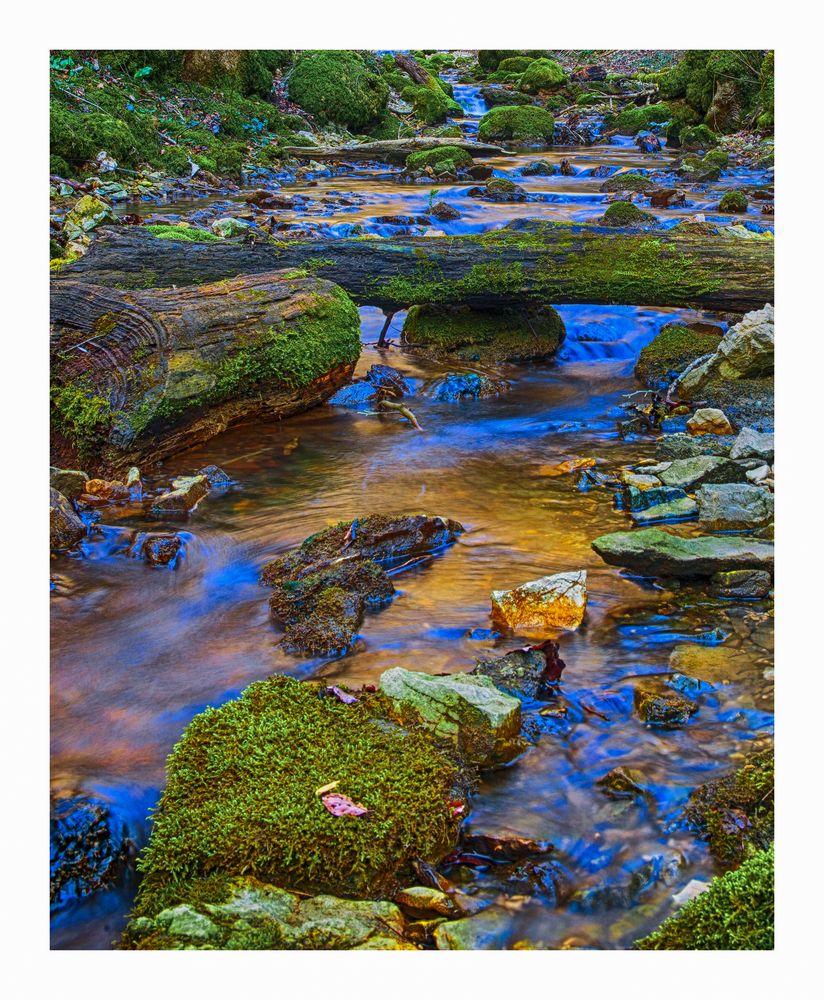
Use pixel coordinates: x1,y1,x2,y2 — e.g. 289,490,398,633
282,137,510,164
50,270,361,475
59,224,774,314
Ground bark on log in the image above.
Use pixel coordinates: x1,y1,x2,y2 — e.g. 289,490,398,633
59,225,774,315
50,270,361,475
393,52,431,87
282,137,509,164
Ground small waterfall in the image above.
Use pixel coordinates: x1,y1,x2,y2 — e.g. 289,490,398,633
450,84,488,119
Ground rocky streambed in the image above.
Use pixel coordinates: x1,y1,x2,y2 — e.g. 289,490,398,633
50,62,774,951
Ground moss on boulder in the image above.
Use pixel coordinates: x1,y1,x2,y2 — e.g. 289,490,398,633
635,322,723,390
287,50,388,130
477,105,555,142
613,102,672,135
599,171,656,193
719,190,748,213
518,58,568,94
406,145,473,174
401,84,462,125
402,304,565,363
130,675,466,917
600,201,658,228
635,846,773,950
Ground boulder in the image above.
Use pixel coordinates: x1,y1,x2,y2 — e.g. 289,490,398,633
62,195,115,240
591,528,774,578
658,456,749,490
49,467,88,500
430,201,461,221
490,570,587,632
139,533,183,567
687,408,734,436
196,464,232,486
473,643,565,699
50,488,85,551
434,906,517,950
696,483,774,531
729,427,774,463
620,471,662,490
150,475,209,515
622,485,688,512
655,434,733,461
676,304,774,397
211,217,253,238
378,667,523,767
710,569,772,599
394,886,463,919
631,497,698,524
431,372,508,401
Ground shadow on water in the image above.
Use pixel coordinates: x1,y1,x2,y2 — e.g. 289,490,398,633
53,115,773,948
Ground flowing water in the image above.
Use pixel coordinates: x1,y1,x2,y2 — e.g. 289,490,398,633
51,85,774,949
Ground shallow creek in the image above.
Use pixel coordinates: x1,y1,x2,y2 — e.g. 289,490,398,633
51,88,774,949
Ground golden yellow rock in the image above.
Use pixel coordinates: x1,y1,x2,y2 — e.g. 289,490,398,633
686,407,734,436
490,570,587,632
536,457,596,477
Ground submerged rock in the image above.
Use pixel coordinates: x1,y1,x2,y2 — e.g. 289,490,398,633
434,905,518,950
473,643,565,699
430,371,508,401
196,464,232,486
591,528,774,578
125,877,414,950
696,482,774,531
710,568,772,599
50,488,85,551
668,644,765,685
138,532,184,567
596,766,651,800
261,514,463,656
490,570,587,632
633,683,698,727
379,667,523,768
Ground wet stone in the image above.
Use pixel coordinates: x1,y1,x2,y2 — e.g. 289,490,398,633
659,456,749,490
622,485,688,512
431,372,509,401
696,483,774,531
655,433,734,461
472,646,562,700
633,682,698,726
490,570,587,632
50,467,88,500
710,569,772,599
151,475,209,515
196,464,232,486
631,497,698,524
50,488,85,551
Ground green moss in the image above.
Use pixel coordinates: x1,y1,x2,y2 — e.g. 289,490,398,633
477,50,520,73
401,84,462,125
497,57,533,73
679,124,719,149
405,145,472,173
50,381,113,459
477,105,555,142
402,304,565,363
178,50,286,98
287,50,388,130
719,190,748,213
635,322,723,390
635,845,773,950
518,58,568,95
600,201,657,228
684,750,774,867
366,112,414,140
144,225,221,242
50,100,159,169
131,674,463,915
613,102,672,135
50,154,71,177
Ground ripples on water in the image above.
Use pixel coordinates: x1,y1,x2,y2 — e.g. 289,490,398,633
51,85,774,949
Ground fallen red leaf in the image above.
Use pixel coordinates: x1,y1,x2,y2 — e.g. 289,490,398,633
322,685,358,705
321,792,368,817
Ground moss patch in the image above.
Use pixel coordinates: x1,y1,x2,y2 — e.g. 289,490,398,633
287,50,388,130
132,675,464,914
518,58,568,94
406,145,472,173
477,105,555,142
635,845,773,950
144,224,221,242
600,201,658,228
613,102,672,135
599,172,655,193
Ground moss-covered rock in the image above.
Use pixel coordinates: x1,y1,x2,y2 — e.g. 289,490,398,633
679,124,720,149
402,304,565,363
599,171,656,193
401,84,462,125
719,190,748,213
405,145,473,174
635,845,773,949
498,57,533,73
613,102,672,135
62,195,115,241
684,750,774,867
287,50,388,130
518,58,568,95
477,105,555,142
635,322,723,390
180,50,283,98
130,675,466,917
600,201,658,228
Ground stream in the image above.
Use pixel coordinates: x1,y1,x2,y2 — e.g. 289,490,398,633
51,84,775,950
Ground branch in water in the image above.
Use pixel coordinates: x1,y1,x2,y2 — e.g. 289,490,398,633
378,400,423,431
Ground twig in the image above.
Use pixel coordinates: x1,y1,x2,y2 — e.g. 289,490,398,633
378,400,423,431
53,84,108,114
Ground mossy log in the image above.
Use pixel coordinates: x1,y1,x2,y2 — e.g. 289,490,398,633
50,270,361,474
59,224,774,314
282,137,509,164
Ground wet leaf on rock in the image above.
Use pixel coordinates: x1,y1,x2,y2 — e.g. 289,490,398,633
321,792,368,817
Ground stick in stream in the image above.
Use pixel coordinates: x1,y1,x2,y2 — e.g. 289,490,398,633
378,400,423,431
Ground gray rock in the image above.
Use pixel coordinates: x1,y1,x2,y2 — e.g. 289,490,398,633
378,667,523,767
196,464,232,486
50,488,85,551
591,527,774,578
710,569,772,599
696,483,774,530
655,433,734,461
729,427,774,463
434,906,517,950
211,217,252,238
49,467,88,500
632,497,698,524
676,304,774,396
658,456,749,490
473,648,552,699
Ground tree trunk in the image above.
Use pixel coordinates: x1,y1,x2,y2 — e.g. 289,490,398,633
393,52,431,87
50,270,361,475
59,225,775,315
282,137,508,164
